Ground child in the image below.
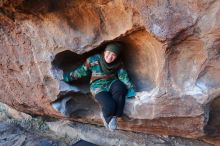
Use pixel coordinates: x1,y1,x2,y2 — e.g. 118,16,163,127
63,42,136,131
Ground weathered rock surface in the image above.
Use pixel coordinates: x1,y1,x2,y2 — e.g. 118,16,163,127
0,0,220,140
47,120,213,146
0,102,68,146
0,122,68,146
0,102,213,146
0,102,31,121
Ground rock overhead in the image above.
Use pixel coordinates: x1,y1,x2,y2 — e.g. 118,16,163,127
1,0,220,139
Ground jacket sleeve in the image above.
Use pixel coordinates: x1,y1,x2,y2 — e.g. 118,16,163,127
117,65,136,98
63,59,91,82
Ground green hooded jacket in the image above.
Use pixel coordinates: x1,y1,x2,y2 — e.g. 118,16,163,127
63,54,136,98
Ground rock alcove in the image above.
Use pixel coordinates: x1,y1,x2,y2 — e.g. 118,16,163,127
51,29,166,119
1,0,220,141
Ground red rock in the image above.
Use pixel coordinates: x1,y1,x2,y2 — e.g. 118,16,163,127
0,0,220,141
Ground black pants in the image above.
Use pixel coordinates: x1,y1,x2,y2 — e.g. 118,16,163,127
95,80,127,124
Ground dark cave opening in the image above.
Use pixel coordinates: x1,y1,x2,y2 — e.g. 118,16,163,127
51,50,100,117
52,50,91,92
205,96,220,137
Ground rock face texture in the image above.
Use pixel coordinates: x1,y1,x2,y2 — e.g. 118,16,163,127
0,102,213,146
1,0,220,140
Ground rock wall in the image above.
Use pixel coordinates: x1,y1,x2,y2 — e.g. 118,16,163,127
1,0,220,140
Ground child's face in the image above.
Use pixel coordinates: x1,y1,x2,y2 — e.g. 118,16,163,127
104,50,117,63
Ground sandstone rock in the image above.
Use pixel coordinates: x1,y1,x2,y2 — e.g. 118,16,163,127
0,122,68,146
47,120,212,146
0,102,31,121
0,0,220,140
